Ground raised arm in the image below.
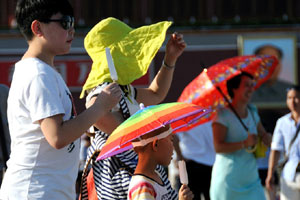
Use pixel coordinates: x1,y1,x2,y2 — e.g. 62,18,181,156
39,82,122,149
136,33,186,106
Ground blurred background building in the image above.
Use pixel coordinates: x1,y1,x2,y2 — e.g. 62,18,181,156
1,0,300,133
2,0,300,28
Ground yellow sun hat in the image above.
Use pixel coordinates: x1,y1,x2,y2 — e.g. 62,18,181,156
80,17,172,98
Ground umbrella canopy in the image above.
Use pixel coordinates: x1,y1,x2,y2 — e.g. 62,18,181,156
96,102,212,161
177,55,278,131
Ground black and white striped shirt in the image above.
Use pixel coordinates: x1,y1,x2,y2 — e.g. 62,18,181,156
80,83,177,200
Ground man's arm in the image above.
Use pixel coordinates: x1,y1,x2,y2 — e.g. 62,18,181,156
40,83,121,149
265,150,280,191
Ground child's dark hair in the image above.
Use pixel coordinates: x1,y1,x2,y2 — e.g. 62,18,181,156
15,0,73,41
227,72,253,98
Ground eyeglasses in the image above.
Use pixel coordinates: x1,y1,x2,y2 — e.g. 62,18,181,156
41,15,74,30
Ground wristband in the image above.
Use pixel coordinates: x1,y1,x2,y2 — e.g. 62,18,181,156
162,60,175,69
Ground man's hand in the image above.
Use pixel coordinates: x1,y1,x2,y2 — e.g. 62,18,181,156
265,173,275,191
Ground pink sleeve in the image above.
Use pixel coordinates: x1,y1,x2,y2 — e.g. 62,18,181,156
128,181,156,200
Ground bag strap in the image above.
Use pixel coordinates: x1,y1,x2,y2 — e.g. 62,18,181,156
113,86,135,174
278,124,300,171
216,86,249,132
285,123,300,159
216,86,261,153
248,105,261,136
248,106,256,125
118,85,131,120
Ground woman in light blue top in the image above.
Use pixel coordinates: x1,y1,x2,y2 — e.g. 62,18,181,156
210,72,272,200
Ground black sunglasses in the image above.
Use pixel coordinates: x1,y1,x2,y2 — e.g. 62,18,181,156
41,15,74,30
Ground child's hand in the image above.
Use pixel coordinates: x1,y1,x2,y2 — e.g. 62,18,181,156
94,82,122,112
178,184,194,200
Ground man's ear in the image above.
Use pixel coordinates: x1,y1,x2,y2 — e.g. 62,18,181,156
31,20,43,37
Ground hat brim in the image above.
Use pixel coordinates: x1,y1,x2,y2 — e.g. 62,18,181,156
80,18,172,98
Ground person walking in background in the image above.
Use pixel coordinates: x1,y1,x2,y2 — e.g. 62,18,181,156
210,72,272,200
266,85,300,200
174,121,215,200
0,84,10,185
0,1,122,199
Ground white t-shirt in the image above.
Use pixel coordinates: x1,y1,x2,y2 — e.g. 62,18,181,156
0,58,80,200
177,121,215,166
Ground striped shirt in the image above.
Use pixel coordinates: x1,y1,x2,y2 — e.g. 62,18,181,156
80,83,177,200
128,174,169,200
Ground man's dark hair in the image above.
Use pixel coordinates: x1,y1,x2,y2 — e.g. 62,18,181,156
227,72,253,98
287,85,300,93
254,44,283,60
15,0,73,41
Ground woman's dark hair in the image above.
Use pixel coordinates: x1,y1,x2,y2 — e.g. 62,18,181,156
227,72,253,98
15,0,73,41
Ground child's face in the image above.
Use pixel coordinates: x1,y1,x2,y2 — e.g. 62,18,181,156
39,13,75,56
156,134,174,166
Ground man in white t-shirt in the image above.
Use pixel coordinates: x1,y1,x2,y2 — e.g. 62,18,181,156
0,1,121,199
